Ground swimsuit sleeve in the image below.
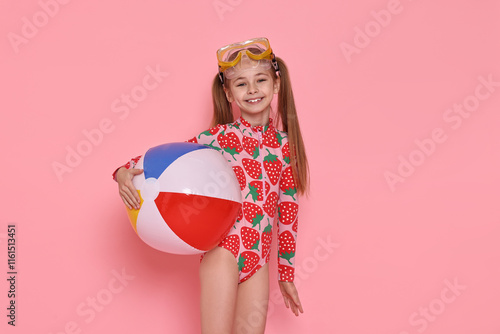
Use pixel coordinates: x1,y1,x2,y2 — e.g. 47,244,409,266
185,124,226,150
111,155,142,181
277,144,299,282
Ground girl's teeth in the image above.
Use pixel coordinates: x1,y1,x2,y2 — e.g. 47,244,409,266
248,98,261,102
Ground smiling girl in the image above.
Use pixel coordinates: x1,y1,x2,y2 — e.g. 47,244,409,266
114,37,309,334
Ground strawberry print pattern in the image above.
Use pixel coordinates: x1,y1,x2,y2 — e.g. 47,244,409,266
282,142,291,164
220,234,240,258
217,131,243,161
113,116,299,283
280,167,297,200
241,226,260,250
233,166,246,191
242,158,262,180
245,181,270,202
261,219,273,259
263,149,282,185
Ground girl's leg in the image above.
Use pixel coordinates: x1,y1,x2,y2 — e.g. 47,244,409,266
233,264,270,334
199,247,239,334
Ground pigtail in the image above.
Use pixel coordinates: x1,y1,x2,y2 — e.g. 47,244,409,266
211,74,233,127
274,57,310,196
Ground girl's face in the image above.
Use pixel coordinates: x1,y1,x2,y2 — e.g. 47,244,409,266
224,66,280,123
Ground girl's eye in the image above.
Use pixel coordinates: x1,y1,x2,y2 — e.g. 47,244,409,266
236,82,245,87
258,78,267,82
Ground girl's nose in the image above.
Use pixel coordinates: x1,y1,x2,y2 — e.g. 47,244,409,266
247,83,258,94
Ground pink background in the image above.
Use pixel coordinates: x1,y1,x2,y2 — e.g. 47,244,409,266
2,0,500,333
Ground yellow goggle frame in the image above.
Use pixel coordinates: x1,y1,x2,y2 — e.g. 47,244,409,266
217,37,274,72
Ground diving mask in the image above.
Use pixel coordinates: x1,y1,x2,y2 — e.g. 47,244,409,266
217,37,279,84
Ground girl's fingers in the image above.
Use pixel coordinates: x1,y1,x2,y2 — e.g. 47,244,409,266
120,187,140,209
133,189,140,203
291,299,299,316
286,292,303,316
288,289,303,313
289,302,297,316
284,296,290,308
121,195,132,210
127,184,141,207
120,192,134,209
124,184,140,208
291,296,303,313
119,187,133,203
127,186,141,208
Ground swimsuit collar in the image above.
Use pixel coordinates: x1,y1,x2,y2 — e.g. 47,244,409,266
235,116,275,134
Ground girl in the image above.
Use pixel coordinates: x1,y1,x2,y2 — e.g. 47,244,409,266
113,37,309,334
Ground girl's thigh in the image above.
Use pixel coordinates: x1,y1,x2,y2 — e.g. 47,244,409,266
233,264,270,334
199,246,239,334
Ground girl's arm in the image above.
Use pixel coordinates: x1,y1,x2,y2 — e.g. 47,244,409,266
277,165,298,282
277,148,303,315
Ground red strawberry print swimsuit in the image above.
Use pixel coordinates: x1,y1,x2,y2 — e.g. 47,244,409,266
114,117,298,283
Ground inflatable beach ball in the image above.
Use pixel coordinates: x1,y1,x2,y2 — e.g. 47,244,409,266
126,142,242,255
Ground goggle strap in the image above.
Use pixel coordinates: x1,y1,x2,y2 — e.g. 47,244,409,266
271,54,281,77
218,68,224,85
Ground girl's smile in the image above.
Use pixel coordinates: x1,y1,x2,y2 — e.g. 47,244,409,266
246,97,263,103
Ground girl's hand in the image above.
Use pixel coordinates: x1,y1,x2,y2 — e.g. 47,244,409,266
278,281,304,316
116,167,143,210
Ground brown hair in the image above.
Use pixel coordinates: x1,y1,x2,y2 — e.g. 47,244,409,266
210,57,309,196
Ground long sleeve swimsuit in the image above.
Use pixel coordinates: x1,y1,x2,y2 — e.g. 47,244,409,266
113,116,298,283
